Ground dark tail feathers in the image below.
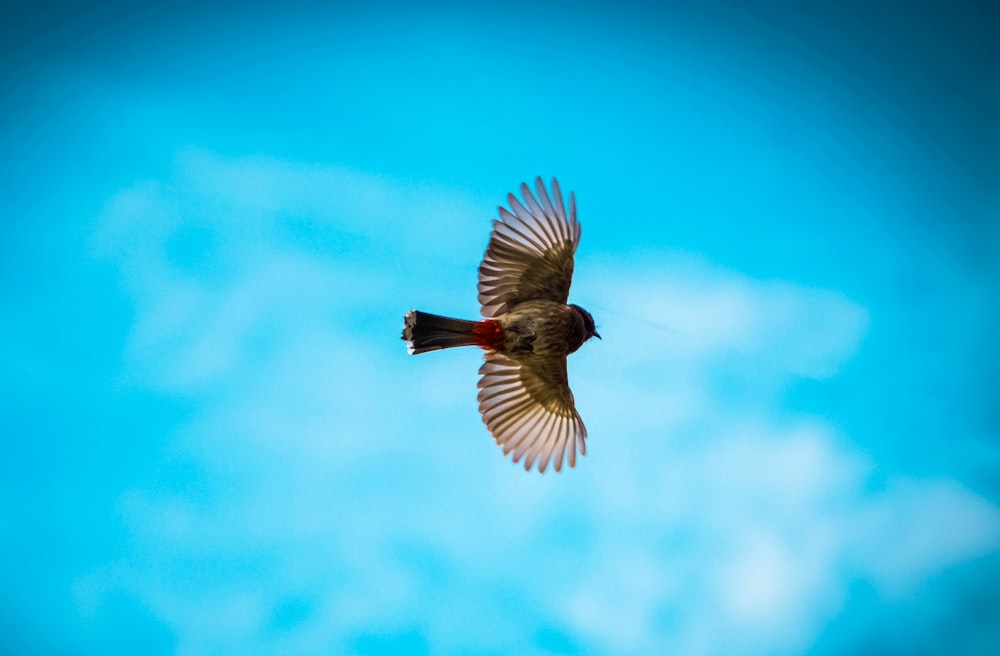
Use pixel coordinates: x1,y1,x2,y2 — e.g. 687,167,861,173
403,310,480,354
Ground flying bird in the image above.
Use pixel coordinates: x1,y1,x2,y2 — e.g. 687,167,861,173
402,178,599,473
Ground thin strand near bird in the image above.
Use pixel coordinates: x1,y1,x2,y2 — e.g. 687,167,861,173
402,177,600,473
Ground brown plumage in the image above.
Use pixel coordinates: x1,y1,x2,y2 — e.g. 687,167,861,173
402,178,599,472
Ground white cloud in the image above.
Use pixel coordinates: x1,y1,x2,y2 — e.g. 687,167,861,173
850,477,1000,597
85,151,1000,655
576,255,869,380
91,149,485,393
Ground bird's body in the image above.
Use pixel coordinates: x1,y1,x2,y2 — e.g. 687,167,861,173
492,300,593,356
402,178,598,473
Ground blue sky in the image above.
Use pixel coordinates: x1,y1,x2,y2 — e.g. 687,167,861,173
2,1,999,654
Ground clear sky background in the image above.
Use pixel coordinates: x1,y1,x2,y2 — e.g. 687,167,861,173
2,1,999,654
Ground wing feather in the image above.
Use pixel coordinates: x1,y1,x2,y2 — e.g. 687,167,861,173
478,178,581,318
477,351,587,473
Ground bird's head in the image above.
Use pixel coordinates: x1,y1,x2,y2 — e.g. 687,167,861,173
570,304,601,342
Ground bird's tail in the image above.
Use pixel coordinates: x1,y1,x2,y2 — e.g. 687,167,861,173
402,310,503,354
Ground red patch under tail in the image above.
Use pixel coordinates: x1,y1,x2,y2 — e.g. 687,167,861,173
472,319,504,351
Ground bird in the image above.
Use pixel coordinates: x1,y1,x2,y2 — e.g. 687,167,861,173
402,177,599,473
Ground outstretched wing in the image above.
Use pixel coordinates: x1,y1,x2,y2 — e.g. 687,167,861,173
477,351,587,473
478,177,581,318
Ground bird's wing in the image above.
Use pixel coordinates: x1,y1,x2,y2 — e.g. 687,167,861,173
478,177,581,318
477,351,587,473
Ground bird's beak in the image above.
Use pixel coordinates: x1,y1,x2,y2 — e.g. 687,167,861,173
594,331,602,340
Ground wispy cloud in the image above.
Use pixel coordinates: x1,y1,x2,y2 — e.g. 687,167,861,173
86,151,1000,654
